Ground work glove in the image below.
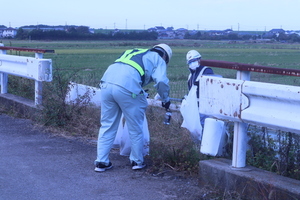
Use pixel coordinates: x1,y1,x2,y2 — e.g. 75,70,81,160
162,101,171,110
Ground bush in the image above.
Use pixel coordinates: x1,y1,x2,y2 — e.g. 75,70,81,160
39,68,99,137
246,126,300,180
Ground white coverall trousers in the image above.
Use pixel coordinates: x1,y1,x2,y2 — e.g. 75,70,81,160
95,82,148,165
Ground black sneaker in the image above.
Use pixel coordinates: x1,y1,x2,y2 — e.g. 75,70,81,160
94,162,113,172
131,161,146,170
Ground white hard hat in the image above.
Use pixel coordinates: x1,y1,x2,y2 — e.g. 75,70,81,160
153,43,172,63
186,50,201,64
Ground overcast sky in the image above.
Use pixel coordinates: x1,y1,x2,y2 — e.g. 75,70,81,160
2,0,299,31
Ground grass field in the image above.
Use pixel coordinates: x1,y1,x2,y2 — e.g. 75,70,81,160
2,39,300,99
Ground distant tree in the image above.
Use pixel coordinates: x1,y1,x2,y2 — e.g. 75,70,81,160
67,27,77,34
276,32,288,41
184,32,191,39
228,33,239,40
29,29,44,40
76,26,90,34
289,33,300,42
15,28,28,40
184,31,202,39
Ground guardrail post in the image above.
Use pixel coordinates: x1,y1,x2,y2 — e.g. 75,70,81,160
35,53,43,105
232,70,250,168
0,73,8,94
0,43,8,94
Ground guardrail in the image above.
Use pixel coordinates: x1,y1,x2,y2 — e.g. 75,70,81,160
0,44,54,105
199,59,300,168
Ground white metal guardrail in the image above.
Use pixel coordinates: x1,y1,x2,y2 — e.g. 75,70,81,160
0,44,53,105
199,59,300,168
199,76,300,134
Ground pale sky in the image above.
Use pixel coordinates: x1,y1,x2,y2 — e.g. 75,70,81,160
2,0,300,31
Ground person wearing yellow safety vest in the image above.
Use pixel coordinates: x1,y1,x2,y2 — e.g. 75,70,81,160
95,44,172,172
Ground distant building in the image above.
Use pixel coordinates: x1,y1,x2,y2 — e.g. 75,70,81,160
155,26,165,32
2,27,17,38
175,28,188,39
269,29,285,34
0,25,7,38
206,30,226,36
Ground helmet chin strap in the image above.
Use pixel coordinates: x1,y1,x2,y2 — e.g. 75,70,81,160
151,47,169,64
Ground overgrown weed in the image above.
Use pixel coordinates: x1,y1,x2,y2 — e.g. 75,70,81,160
38,67,99,138
246,126,300,180
145,106,203,175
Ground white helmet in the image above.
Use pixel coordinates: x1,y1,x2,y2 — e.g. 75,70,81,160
186,50,201,64
153,43,172,64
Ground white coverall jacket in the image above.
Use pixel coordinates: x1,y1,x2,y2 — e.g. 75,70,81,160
95,50,170,166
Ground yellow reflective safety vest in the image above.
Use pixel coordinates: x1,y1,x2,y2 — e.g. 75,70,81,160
115,48,149,84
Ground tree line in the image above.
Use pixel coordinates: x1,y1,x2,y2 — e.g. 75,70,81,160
12,25,300,42
185,31,300,42
15,26,158,40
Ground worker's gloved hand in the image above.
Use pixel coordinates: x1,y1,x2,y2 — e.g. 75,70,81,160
162,101,171,110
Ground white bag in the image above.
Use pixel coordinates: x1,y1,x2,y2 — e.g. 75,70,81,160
180,85,203,140
180,67,208,141
200,118,226,156
114,114,150,156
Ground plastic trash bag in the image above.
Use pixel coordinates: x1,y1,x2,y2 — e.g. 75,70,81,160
180,84,203,141
200,118,226,156
114,114,149,156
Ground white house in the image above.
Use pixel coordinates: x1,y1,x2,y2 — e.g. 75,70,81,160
2,27,17,38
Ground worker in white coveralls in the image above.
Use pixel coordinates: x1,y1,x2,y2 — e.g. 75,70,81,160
186,50,215,128
94,44,172,172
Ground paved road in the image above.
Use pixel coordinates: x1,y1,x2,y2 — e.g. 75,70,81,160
0,114,204,200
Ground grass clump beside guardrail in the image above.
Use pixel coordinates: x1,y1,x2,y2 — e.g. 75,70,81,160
145,106,206,175
40,68,100,138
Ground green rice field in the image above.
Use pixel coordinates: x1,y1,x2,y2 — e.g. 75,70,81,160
2,39,300,99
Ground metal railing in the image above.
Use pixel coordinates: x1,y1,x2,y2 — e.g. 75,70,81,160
199,59,300,168
0,44,54,105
